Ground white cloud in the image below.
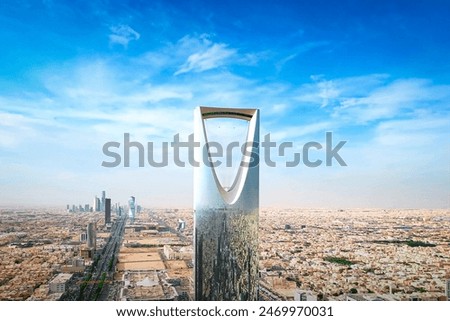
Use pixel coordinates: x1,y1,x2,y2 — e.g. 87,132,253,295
296,74,389,107
271,103,289,114
1,48,450,208
295,75,450,124
374,116,450,147
135,34,262,76
109,24,140,48
275,53,298,72
275,41,329,72
175,43,236,75
269,121,335,141
333,79,450,123
175,35,237,75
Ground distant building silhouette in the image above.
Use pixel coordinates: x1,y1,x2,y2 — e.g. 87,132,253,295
105,198,111,224
129,196,136,223
93,196,100,212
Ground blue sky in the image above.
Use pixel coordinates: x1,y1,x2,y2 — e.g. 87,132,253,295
0,0,449,208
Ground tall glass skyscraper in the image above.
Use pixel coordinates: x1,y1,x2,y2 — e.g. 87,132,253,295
128,196,136,223
101,191,106,211
194,106,259,301
93,196,100,212
105,198,111,224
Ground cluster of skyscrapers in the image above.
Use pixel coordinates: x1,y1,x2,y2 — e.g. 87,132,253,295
68,190,139,226
66,191,107,214
93,191,107,212
66,204,90,213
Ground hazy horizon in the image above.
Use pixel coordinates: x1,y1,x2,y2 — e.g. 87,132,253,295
1,204,448,211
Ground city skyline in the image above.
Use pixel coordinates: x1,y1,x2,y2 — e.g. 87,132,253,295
0,206,448,301
0,1,449,208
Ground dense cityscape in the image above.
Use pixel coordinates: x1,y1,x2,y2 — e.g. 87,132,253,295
0,193,448,301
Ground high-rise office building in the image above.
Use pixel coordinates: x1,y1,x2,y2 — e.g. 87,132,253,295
194,106,259,301
94,196,100,212
105,198,111,224
128,196,136,223
86,222,96,250
101,191,106,211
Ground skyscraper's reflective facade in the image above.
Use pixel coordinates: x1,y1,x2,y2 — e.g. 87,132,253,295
128,196,136,223
101,191,106,211
194,106,259,301
93,196,100,212
87,222,96,250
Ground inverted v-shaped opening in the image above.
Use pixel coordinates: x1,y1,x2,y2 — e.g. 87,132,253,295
203,117,250,191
